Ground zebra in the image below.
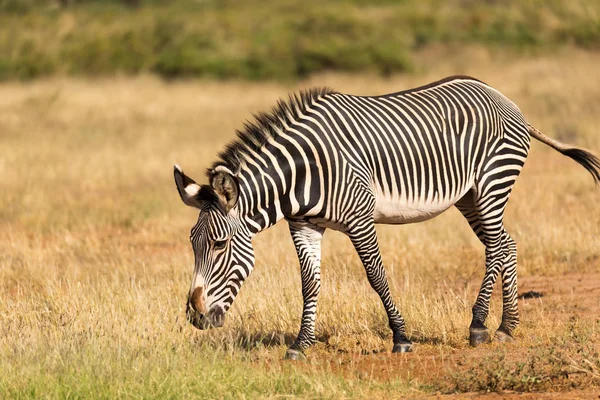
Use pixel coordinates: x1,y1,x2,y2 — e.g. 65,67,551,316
174,76,600,359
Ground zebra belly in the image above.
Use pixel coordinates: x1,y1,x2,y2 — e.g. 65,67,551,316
373,195,457,224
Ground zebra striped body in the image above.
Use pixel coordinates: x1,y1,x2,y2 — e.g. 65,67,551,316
174,76,600,356
234,78,528,230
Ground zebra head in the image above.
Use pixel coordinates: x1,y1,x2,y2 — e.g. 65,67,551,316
173,164,254,330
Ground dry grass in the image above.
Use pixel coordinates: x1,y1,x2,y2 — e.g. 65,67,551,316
1,49,600,398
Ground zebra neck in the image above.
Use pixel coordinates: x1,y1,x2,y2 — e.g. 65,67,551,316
236,161,287,235
231,130,323,235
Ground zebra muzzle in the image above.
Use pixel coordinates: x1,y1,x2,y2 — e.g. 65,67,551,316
190,286,207,315
186,304,225,330
186,286,210,330
186,286,226,330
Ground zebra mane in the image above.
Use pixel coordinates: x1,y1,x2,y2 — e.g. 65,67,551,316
208,86,335,176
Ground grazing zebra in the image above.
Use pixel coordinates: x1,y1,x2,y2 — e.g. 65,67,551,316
174,76,600,359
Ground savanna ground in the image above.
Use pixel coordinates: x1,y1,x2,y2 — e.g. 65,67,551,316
1,49,600,398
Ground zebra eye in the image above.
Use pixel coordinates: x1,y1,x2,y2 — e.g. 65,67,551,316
213,240,228,250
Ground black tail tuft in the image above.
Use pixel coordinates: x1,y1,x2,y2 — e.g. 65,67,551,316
562,148,600,184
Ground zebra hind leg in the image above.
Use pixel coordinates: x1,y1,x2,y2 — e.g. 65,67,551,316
456,190,519,346
284,220,325,360
455,194,491,345
348,220,412,353
496,230,518,342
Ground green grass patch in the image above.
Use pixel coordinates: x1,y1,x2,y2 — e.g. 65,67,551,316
1,0,599,81
0,342,412,399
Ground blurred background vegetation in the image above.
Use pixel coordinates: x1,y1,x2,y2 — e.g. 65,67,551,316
1,0,599,81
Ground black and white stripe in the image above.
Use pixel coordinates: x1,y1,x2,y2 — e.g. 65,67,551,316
174,76,600,356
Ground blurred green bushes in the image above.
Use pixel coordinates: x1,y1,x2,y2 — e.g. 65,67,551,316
0,0,599,81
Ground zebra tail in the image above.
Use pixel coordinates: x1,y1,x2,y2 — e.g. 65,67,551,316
528,123,600,184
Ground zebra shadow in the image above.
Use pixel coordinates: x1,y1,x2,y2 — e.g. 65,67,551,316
233,334,449,353
409,335,447,346
232,331,333,351
201,329,450,352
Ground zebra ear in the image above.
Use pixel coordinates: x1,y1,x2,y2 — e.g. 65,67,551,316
174,164,211,209
209,165,239,214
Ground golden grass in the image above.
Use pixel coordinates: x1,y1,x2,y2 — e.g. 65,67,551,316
1,49,599,398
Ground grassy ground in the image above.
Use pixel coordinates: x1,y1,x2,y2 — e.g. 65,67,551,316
1,50,600,398
1,0,600,80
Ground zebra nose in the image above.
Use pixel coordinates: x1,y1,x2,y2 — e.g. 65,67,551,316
190,286,207,315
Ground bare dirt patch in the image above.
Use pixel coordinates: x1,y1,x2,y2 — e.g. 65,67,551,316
316,273,600,396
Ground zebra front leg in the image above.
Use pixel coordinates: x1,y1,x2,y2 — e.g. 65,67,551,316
284,220,325,360
348,221,412,353
496,231,519,342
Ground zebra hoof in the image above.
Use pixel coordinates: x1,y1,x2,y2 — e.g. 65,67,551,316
392,340,413,353
284,349,306,361
494,329,514,343
469,328,491,347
